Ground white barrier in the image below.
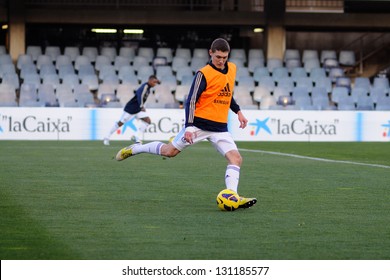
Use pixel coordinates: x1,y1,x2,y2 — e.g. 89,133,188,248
0,107,389,141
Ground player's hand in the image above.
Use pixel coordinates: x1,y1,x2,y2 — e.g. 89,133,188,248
237,111,248,129
184,126,196,144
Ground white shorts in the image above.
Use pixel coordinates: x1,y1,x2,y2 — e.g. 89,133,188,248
119,110,149,123
171,126,238,156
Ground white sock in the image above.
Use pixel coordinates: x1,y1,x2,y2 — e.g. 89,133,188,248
225,165,240,193
132,141,164,155
106,122,119,139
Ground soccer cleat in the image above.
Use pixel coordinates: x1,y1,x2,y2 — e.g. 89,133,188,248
115,144,139,161
103,138,110,146
238,196,257,209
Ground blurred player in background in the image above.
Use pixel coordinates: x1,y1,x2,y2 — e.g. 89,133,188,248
103,75,160,145
115,38,256,209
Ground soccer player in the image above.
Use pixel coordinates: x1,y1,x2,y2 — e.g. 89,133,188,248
103,75,160,145
115,38,256,209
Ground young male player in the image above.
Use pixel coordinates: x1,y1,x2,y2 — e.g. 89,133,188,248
115,38,256,209
103,75,160,145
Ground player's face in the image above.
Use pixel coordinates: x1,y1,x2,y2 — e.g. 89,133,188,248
210,50,229,70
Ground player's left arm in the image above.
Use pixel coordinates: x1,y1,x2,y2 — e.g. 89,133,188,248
231,97,248,129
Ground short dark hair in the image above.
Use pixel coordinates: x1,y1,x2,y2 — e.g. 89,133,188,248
210,38,230,52
148,75,160,84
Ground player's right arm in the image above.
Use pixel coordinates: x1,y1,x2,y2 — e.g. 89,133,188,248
184,71,206,143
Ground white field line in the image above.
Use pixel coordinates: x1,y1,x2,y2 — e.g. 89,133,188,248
239,148,390,169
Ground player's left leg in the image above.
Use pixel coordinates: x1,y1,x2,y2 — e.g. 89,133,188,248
104,111,132,145
211,133,257,209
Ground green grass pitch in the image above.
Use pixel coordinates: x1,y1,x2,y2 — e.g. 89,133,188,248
1,140,389,260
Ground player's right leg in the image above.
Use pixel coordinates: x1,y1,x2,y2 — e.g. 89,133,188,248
115,142,180,161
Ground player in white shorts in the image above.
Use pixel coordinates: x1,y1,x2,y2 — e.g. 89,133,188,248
103,75,160,145
114,38,256,209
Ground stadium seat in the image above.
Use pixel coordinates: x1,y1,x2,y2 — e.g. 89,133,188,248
38,84,58,106
77,64,95,80
253,67,270,83
312,95,331,110
356,95,374,110
133,55,149,70
75,55,92,71
17,54,34,70
320,50,337,64
248,59,264,74
266,58,283,73
285,59,301,72
351,87,368,103
290,67,307,82
26,45,42,62
0,54,12,66
174,48,192,64
0,63,16,81
248,49,264,61
193,48,209,60
97,83,116,99
81,74,99,91
331,86,350,104
45,46,61,62
354,77,371,91
100,47,117,63
156,47,173,64
370,87,388,103
311,86,329,99
42,73,60,89
174,84,190,103
292,86,310,100
36,54,53,70
176,66,193,84
310,67,327,79
259,95,277,110
82,47,98,63
236,67,251,82
98,64,116,80
253,86,272,104
137,47,154,64
272,67,288,83
337,96,355,110
190,57,207,73
64,46,80,62
339,50,356,66
328,67,345,83
39,63,56,79
95,55,112,72
19,83,38,105
314,77,332,93
119,47,136,63
283,49,300,63
0,84,17,103
58,64,76,80
230,48,247,64
372,77,389,92
302,49,319,63
114,56,131,71
258,76,275,92
237,76,255,93
303,58,320,74
55,55,72,70
62,74,80,90
56,84,75,105
277,77,294,93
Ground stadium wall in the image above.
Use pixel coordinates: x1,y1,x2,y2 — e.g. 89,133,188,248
0,108,389,142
